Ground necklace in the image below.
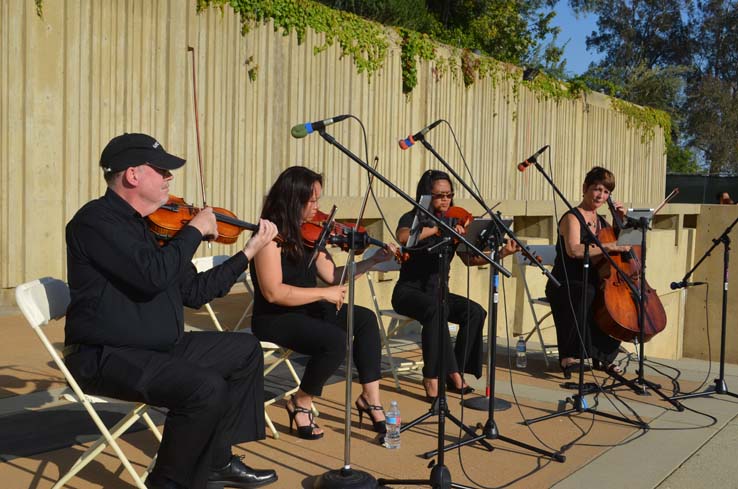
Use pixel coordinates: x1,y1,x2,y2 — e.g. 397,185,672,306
579,207,598,229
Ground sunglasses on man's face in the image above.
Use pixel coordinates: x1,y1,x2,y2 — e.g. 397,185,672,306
145,164,172,179
431,192,454,200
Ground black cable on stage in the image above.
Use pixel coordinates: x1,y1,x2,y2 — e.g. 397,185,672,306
656,284,713,396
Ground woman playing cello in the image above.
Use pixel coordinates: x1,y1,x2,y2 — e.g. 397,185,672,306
545,166,631,378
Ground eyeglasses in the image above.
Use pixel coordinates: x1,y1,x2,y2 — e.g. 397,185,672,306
145,164,172,179
431,192,454,200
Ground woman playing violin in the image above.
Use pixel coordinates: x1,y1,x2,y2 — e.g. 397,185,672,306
545,166,631,378
250,166,398,441
392,170,517,400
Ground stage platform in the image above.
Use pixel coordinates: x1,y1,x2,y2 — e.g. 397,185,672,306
1,289,737,489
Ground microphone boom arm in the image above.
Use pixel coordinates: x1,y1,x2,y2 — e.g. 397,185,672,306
525,158,644,299
318,129,510,277
673,214,738,289
416,137,558,286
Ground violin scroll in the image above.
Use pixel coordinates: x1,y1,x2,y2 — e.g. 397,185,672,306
302,208,408,263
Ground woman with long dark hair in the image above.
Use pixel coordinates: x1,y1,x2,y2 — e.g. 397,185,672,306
250,166,396,440
392,170,517,399
545,166,630,378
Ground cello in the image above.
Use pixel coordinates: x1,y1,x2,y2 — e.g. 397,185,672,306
593,196,667,342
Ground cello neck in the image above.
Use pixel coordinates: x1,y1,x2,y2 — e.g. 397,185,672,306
607,196,625,230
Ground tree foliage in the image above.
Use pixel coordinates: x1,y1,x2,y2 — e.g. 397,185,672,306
316,0,566,73
571,0,738,174
684,0,738,173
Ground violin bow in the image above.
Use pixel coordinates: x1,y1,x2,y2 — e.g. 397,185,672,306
188,46,212,247
187,46,208,209
653,187,679,217
337,157,380,287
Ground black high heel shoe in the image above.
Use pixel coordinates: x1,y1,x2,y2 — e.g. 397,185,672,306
285,396,323,440
355,394,386,434
560,360,591,379
446,378,475,395
592,359,624,375
560,361,577,379
423,378,439,403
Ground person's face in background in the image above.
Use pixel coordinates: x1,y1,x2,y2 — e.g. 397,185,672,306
430,179,453,214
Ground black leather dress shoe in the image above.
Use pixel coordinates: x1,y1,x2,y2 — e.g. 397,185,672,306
207,455,277,489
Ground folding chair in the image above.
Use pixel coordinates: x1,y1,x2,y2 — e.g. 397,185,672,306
15,278,162,489
192,255,252,332
191,256,306,439
515,245,559,367
363,248,424,390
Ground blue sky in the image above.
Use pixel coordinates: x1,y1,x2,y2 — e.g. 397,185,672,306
549,5,603,76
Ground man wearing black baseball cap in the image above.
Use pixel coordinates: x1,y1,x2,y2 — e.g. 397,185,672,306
100,133,186,174
64,133,279,489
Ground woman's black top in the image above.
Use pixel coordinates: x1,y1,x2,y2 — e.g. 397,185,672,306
550,208,610,284
396,209,456,291
250,247,325,318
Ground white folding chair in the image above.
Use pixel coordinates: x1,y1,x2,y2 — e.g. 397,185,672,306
191,256,307,439
191,255,251,332
15,278,162,489
363,248,423,390
515,245,559,367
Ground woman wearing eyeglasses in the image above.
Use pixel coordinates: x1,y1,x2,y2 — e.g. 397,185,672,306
392,170,516,400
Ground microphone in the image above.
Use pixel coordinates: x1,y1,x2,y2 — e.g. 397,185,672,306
398,120,442,150
517,145,550,172
291,115,350,139
670,281,707,290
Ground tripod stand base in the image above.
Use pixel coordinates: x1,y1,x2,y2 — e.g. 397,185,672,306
670,378,738,401
425,417,567,462
461,395,511,411
378,463,475,489
314,467,378,489
604,370,685,411
524,394,648,429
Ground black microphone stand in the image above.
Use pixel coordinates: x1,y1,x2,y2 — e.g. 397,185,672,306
597,215,684,410
426,219,567,461
465,219,512,412
394,235,494,461
315,128,510,489
522,158,649,428
412,135,565,461
315,240,379,489
314,164,384,489
670,215,738,402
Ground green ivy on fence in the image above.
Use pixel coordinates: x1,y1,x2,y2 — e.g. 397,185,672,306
32,0,669,145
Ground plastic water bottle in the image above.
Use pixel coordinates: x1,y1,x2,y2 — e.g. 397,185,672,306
516,336,527,368
384,400,401,449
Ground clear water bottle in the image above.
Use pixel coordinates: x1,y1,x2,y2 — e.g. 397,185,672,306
516,336,527,368
384,400,401,449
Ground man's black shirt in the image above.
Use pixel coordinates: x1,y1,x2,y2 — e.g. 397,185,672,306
65,188,248,350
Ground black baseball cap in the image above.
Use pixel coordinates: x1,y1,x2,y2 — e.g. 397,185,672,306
100,133,186,173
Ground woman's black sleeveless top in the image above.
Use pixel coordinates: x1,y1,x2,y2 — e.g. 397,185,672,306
250,247,324,317
550,208,610,284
